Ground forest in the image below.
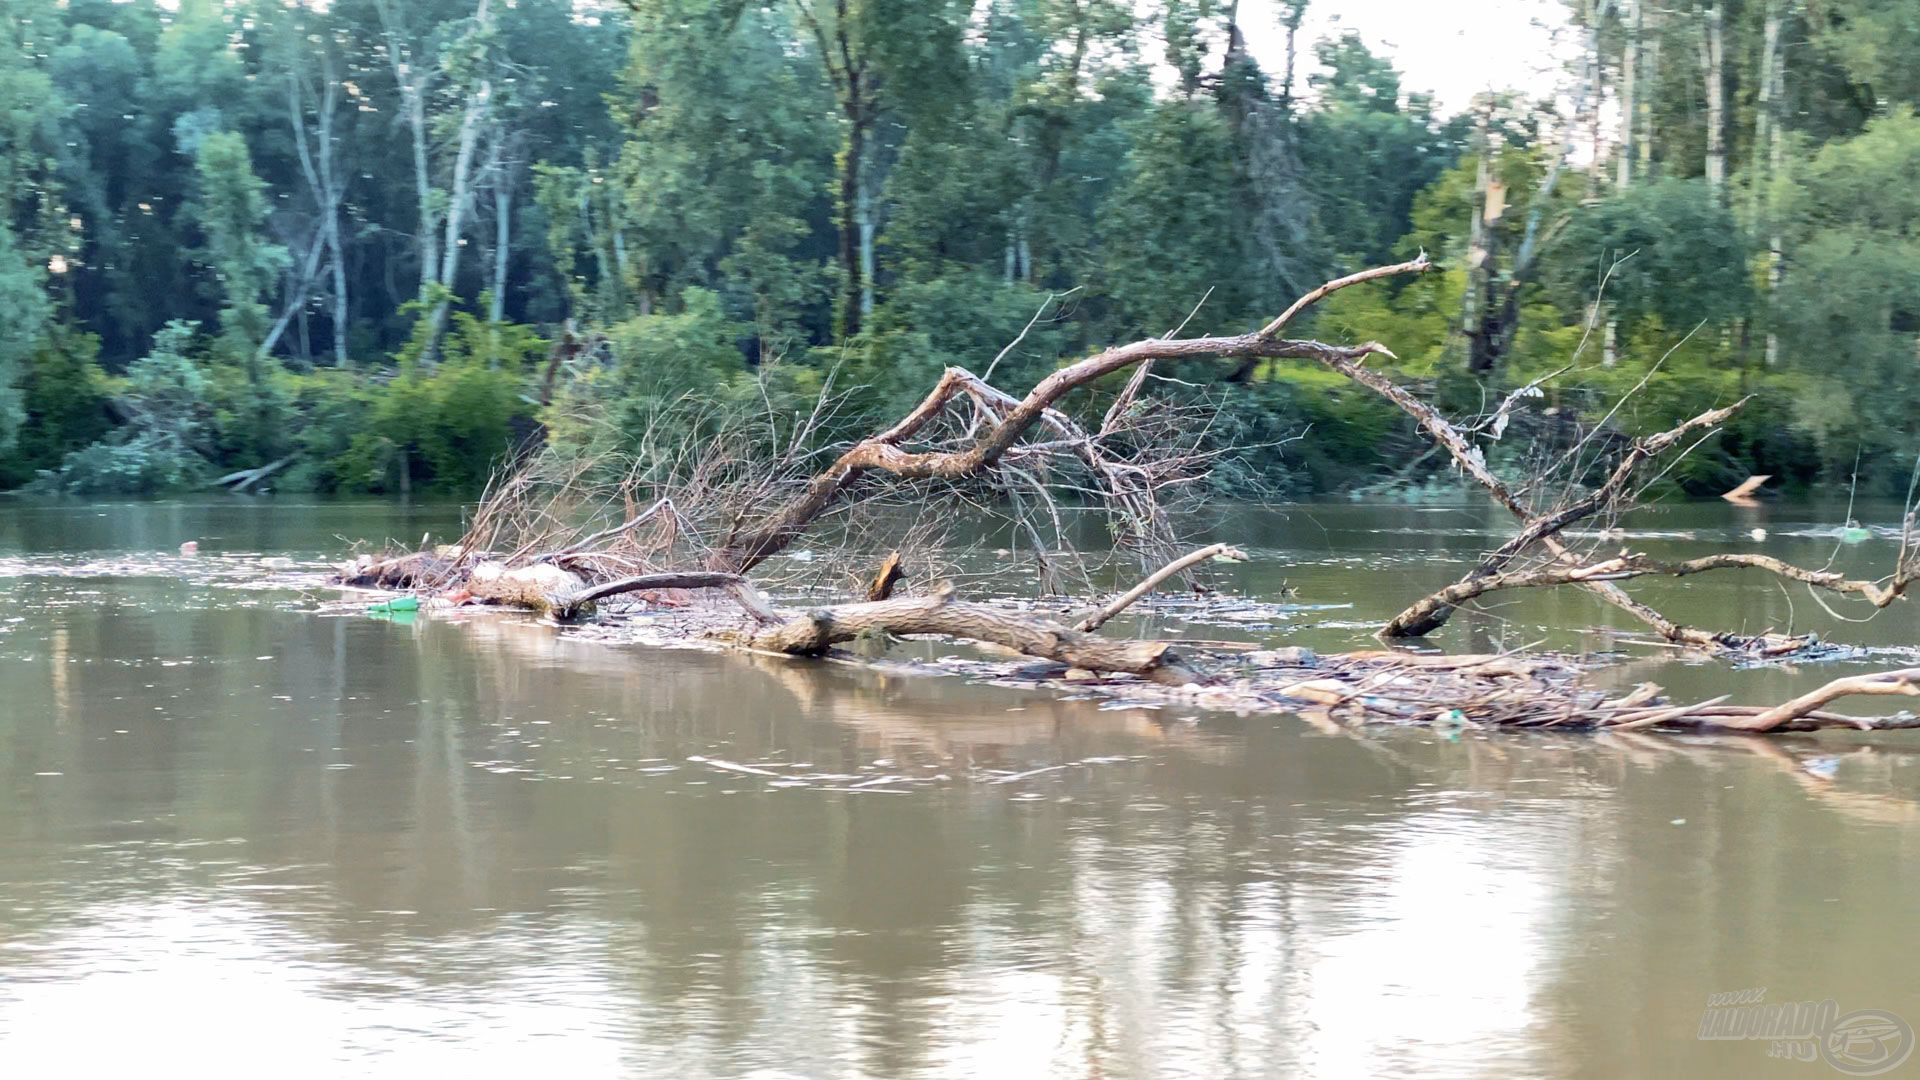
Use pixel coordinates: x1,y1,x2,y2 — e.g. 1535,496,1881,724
0,0,1916,498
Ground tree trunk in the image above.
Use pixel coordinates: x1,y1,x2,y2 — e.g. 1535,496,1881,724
838,94,868,337
287,48,351,367
856,160,875,322
259,227,327,364
1462,103,1495,372
489,143,514,330
1755,0,1792,365
1641,6,1659,178
749,588,1204,686
423,0,496,362
1586,0,1605,198
1701,3,1726,194
1468,17,1595,375
373,0,441,305
1617,0,1639,189
316,54,349,367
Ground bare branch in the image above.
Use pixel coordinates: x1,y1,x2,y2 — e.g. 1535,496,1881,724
1703,668,1920,733
1257,253,1433,339
1075,543,1249,632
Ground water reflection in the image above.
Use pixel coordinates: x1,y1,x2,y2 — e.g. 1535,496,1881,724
1,502,1919,1077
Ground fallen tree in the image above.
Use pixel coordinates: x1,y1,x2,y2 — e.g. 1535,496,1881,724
326,258,1920,738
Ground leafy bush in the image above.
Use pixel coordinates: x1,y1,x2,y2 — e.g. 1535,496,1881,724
47,322,213,494
0,331,113,487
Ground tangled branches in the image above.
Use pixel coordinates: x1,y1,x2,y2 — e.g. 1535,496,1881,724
329,256,1920,740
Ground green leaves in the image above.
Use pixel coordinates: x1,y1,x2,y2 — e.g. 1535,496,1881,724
188,131,286,361
1551,178,1752,332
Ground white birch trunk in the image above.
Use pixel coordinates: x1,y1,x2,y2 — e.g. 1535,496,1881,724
1701,4,1726,194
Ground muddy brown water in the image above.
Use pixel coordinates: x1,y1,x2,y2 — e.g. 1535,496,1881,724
2,498,1917,1078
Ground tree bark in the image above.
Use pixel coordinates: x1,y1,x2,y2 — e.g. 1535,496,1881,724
1640,5,1659,178
838,90,870,336
1755,0,1795,365
1074,543,1247,632
1467,15,1595,374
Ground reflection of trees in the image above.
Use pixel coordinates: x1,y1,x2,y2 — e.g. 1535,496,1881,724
4,598,1920,1076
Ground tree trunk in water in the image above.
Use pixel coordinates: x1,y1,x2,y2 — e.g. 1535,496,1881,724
749,588,1204,687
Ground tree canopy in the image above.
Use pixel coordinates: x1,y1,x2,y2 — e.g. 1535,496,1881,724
1,0,1918,495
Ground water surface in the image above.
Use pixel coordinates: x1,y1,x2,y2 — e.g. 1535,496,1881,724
1,499,1917,1078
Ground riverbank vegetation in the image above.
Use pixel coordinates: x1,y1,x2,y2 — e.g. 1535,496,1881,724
2,0,1918,499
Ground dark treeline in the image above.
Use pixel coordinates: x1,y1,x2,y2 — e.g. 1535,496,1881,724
1,0,1916,497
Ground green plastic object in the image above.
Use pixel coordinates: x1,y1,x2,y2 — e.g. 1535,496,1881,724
1839,526,1872,544
367,595,421,614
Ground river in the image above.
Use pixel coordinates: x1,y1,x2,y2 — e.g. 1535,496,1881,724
1,498,1916,1078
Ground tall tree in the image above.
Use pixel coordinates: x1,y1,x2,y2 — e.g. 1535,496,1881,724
789,0,969,335
188,130,287,371
1699,2,1727,194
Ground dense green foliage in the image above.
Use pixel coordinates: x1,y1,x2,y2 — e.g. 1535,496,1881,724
1,0,1918,496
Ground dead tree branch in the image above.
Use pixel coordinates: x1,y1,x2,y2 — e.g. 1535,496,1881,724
1385,550,1918,637
1332,350,1906,651
1075,543,1249,632
1705,668,1920,732
554,572,776,621
747,585,1205,686
712,257,1432,573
